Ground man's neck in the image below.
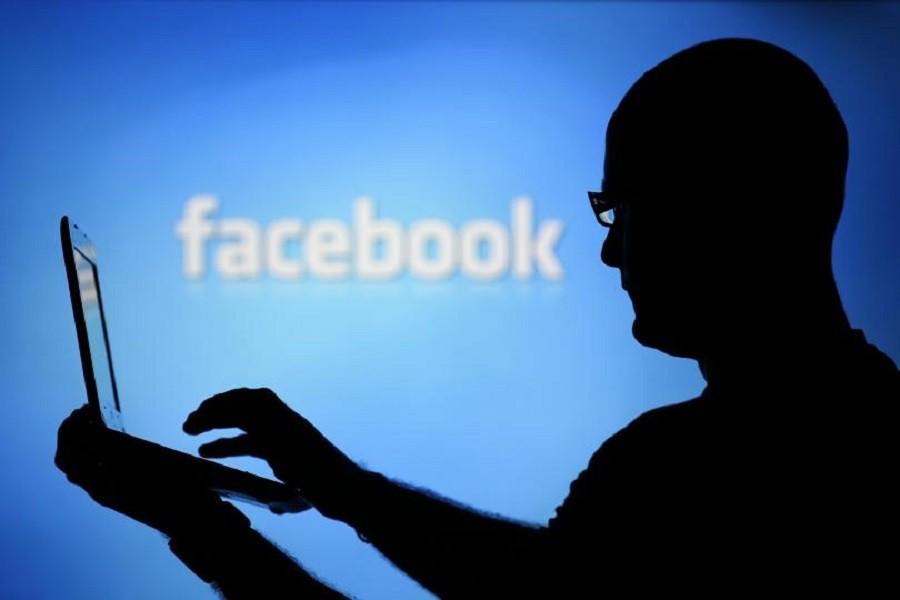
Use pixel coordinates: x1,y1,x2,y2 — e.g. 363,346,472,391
697,298,853,392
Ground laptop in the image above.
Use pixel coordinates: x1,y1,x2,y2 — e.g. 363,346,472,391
61,216,310,514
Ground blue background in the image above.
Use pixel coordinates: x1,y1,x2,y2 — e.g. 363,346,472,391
2,2,898,598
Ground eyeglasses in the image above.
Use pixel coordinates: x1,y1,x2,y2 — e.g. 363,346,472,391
587,190,619,227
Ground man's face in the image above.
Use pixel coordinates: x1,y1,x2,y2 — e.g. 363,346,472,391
599,148,715,360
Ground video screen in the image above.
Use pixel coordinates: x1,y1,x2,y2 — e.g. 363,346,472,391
2,2,897,599
73,245,124,432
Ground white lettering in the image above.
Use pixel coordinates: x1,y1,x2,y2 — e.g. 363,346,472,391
177,196,564,282
215,219,262,279
354,197,404,280
513,197,564,280
409,220,457,280
308,220,351,279
266,219,304,280
461,220,509,280
175,194,218,279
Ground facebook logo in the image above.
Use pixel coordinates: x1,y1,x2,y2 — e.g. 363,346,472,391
175,196,565,282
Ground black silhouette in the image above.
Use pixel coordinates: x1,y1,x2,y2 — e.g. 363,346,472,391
56,38,899,597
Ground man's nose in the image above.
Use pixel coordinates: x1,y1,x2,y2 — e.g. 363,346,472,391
601,225,623,269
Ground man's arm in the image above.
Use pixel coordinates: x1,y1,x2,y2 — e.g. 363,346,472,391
334,469,547,598
167,515,349,599
185,389,559,598
56,406,350,599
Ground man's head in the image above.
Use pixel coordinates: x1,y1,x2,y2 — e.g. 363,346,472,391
599,38,849,359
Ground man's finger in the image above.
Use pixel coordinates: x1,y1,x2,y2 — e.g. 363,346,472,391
56,405,104,475
68,404,93,421
58,405,97,438
183,388,279,435
198,434,264,459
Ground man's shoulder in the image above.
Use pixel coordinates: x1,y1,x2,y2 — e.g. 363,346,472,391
549,394,715,533
578,394,715,476
629,395,709,426
612,394,713,443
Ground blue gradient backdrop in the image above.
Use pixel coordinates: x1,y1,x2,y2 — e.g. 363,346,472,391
2,2,898,598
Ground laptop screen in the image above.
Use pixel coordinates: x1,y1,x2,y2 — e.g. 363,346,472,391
69,228,125,432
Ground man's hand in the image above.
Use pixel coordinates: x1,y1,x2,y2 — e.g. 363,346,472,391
183,388,365,520
56,405,249,539
56,405,352,596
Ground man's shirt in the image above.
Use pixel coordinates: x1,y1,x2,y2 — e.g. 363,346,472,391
546,329,898,592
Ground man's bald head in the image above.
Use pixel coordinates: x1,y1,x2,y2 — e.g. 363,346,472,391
601,39,851,358
607,38,848,242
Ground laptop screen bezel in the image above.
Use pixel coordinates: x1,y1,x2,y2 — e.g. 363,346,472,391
61,216,125,431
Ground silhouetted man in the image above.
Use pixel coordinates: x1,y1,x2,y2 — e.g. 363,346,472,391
57,38,898,597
